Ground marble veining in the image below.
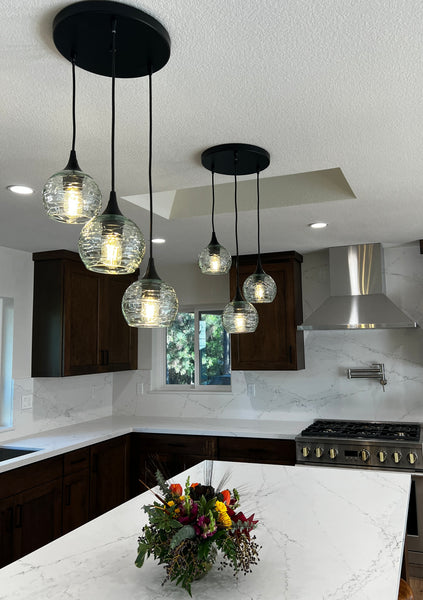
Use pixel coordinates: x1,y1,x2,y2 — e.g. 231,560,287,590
0,461,411,600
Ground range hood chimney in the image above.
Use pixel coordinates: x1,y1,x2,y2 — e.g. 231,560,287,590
298,244,417,330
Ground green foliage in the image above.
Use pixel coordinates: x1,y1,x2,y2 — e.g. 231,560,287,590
169,525,196,550
155,470,170,498
166,312,195,384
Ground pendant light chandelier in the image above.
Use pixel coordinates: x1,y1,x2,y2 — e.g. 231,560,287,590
51,1,172,275
43,54,102,224
198,171,232,275
121,71,178,328
202,144,269,334
242,171,277,303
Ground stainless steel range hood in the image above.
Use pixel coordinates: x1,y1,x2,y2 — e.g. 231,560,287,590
298,244,417,330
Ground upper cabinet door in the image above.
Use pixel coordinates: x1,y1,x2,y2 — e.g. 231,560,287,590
229,252,305,371
32,250,138,377
98,274,138,372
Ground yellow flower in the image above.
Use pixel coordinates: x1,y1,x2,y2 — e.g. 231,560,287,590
218,511,232,528
167,501,175,507
179,495,185,502
215,500,227,513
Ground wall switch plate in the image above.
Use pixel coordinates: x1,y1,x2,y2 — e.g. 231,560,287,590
21,394,33,410
137,383,144,395
247,384,256,397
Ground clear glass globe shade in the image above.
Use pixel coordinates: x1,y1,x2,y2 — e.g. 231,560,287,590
78,213,145,274
122,278,178,328
43,168,102,224
198,242,232,275
222,299,258,334
243,271,277,303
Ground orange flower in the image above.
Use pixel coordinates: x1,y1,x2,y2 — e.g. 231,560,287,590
190,482,199,488
170,483,182,496
221,489,231,505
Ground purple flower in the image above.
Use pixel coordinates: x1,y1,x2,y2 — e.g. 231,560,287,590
194,515,217,539
177,499,199,525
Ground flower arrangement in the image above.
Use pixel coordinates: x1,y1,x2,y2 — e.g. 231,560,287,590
135,469,260,595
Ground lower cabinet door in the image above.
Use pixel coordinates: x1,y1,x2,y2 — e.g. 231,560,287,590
0,497,15,567
62,469,90,534
90,436,129,519
18,479,63,560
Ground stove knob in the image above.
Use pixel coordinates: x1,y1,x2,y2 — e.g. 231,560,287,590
302,447,310,457
329,448,337,459
315,447,324,458
377,451,387,463
360,449,370,462
392,451,402,464
408,452,418,465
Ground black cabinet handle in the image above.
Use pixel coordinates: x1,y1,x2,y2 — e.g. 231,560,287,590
100,350,105,365
105,350,109,365
15,504,22,529
70,457,86,466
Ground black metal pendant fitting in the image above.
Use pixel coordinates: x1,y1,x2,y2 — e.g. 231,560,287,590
201,143,270,176
53,1,171,78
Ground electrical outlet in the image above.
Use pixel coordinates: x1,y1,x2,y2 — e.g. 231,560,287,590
137,383,144,395
21,394,33,410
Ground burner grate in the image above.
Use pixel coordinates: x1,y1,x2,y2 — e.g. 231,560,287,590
300,420,420,442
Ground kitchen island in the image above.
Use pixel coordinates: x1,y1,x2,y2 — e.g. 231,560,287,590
0,460,411,600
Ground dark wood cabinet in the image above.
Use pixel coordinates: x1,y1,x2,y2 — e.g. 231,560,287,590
229,251,305,370
0,456,63,567
89,435,130,519
130,433,217,495
218,436,296,465
32,250,138,377
62,448,90,535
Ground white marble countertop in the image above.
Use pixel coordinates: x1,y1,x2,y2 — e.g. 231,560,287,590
0,460,411,600
0,416,311,473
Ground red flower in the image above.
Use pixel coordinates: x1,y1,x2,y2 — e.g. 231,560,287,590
169,483,182,497
232,512,258,534
221,489,231,505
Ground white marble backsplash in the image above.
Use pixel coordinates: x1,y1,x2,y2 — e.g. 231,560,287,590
114,242,423,424
1,373,113,442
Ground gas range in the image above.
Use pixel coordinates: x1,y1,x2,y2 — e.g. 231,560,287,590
295,419,423,471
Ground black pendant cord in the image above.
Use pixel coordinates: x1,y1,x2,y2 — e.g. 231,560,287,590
234,152,242,300
143,69,160,281
71,54,76,153
111,18,117,193
211,170,216,234
65,54,81,171
256,170,263,272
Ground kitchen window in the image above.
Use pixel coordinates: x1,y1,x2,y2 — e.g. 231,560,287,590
164,307,231,389
0,297,14,428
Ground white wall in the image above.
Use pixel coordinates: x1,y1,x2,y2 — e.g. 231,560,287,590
0,246,113,441
113,241,423,423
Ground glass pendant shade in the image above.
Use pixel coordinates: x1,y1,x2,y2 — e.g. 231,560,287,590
122,259,178,328
79,191,145,274
198,232,232,275
43,150,102,224
243,268,277,303
222,295,258,334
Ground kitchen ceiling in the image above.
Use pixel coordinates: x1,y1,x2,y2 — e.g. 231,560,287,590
2,0,423,266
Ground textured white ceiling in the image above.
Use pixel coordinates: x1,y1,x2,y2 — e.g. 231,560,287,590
2,0,423,266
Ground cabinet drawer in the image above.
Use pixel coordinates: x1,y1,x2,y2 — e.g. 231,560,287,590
0,456,63,499
135,433,215,457
63,447,90,475
218,437,295,465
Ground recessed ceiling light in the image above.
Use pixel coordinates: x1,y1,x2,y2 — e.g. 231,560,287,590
152,238,165,244
7,185,34,195
309,222,328,229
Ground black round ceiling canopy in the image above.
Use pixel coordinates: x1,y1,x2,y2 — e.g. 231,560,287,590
201,143,270,176
53,1,171,78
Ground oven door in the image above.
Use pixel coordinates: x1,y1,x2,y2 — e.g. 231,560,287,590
407,475,423,576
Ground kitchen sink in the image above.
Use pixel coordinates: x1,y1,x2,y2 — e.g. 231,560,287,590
0,447,41,462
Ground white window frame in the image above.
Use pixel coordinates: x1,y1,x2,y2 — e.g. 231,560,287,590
152,304,231,392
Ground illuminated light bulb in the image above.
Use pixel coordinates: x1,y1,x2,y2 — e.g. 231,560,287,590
209,254,221,273
254,282,266,301
100,231,123,268
63,176,84,218
234,311,247,332
243,271,277,304
222,298,258,334
140,290,161,325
